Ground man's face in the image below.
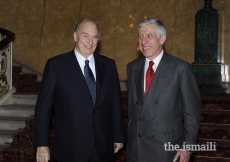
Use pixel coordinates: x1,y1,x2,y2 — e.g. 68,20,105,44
138,23,166,60
74,20,99,58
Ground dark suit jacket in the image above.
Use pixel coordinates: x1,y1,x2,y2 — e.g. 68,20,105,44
34,50,126,162
126,53,201,162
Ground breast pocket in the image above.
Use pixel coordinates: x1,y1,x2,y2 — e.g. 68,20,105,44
103,76,113,91
105,76,112,82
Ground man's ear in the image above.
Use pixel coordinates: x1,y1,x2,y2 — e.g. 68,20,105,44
73,32,77,41
160,34,166,44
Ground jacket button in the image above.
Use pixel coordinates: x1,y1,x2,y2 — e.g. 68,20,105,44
139,118,142,121
152,135,155,138
93,111,95,114
138,134,141,137
136,101,140,105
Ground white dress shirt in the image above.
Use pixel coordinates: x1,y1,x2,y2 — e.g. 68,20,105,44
74,48,96,80
143,50,164,91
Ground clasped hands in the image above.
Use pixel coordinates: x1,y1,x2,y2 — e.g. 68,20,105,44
36,143,123,162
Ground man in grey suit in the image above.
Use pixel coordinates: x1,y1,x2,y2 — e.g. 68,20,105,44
126,18,201,162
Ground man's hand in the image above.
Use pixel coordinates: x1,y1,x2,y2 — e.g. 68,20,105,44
173,149,190,162
36,146,50,162
114,143,123,153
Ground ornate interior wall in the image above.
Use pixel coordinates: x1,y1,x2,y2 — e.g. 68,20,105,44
0,0,229,80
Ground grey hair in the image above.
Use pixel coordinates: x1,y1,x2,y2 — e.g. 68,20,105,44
138,18,166,37
75,18,101,38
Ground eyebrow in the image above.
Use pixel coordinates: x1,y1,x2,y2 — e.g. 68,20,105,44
81,32,98,37
81,32,89,35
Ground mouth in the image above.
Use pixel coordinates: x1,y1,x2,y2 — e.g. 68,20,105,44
142,46,151,50
85,45,93,49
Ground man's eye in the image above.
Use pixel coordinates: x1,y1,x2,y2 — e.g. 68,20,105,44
147,34,152,38
138,35,143,39
93,36,99,40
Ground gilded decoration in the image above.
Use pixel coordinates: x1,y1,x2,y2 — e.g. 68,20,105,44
0,51,9,96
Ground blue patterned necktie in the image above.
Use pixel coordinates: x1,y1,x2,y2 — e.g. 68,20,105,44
84,59,96,104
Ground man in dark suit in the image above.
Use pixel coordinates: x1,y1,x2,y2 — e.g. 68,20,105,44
126,18,201,162
34,18,126,162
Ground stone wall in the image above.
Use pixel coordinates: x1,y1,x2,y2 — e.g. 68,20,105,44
0,0,229,80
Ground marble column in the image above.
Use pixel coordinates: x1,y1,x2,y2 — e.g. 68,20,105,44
192,0,226,94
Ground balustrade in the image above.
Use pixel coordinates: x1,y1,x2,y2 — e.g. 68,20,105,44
0,28,15,97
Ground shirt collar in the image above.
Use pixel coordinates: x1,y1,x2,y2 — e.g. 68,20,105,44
145,50,164,68
74,48,95,66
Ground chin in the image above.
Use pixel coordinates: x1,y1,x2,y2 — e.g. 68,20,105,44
143,54,151,58
84,50,93,54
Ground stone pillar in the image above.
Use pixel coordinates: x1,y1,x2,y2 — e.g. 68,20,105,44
192,0,226,94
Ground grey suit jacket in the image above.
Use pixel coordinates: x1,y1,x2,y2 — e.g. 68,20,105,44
126,52,201,162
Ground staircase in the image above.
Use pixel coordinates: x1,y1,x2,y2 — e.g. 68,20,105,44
0,94,36,161
190,94,230,162
0,103,36,152
0,64,230,161
0,66,39,161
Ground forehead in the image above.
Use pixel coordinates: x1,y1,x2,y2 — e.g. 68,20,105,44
79,20,98,35
138,23,157,34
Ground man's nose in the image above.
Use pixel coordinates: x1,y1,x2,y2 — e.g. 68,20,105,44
87,37,93,44
141,37,148,44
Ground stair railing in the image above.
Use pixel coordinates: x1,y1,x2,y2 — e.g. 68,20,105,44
0,28,15,97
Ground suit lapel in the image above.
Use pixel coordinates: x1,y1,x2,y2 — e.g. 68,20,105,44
68,52,105,104
135,58,145,105
67,51,89,92
140,53,170,117
94,54,105,100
